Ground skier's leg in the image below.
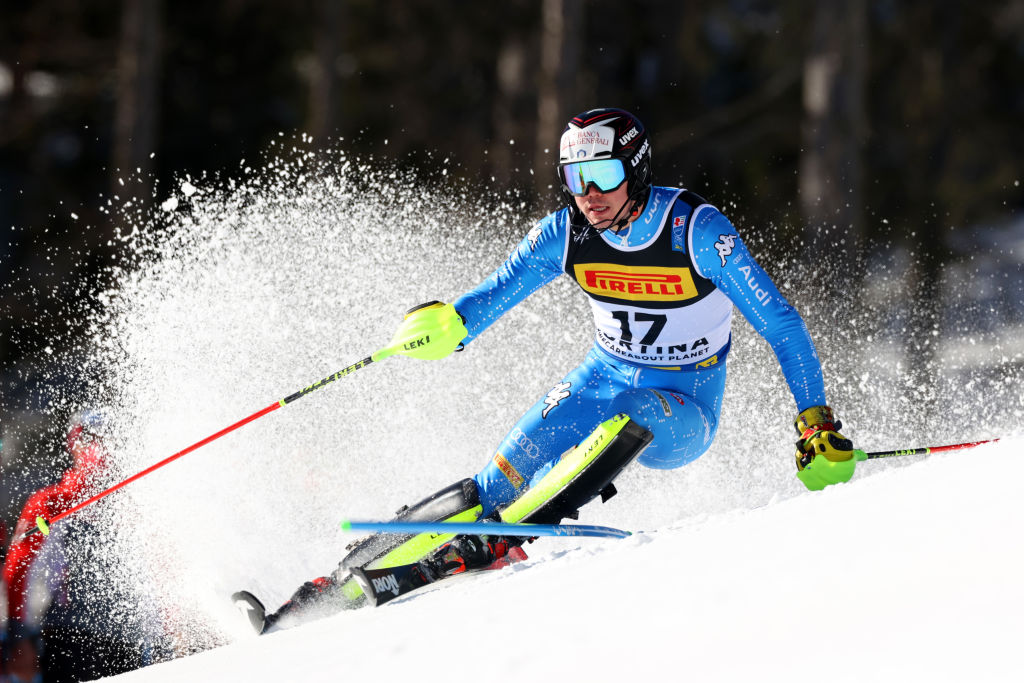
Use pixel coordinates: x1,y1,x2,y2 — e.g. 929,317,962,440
499,412,653,524
324,349,648,593
471,347,658,527
265,350,685,629
474,354,727,528
616,362,727,469
343,347,629,576
473,347,630,515
417,411,654,582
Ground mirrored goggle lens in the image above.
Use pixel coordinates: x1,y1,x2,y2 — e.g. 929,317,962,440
562,159,627,196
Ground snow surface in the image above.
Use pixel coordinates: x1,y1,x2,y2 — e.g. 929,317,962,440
110,437,1024,683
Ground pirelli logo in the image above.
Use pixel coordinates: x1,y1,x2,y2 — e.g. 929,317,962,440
493,452,525,489
573,263,698,301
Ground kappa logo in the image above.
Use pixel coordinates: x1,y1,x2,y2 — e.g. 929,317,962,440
371,574,401,597
542,381,571,418
714,234,737,267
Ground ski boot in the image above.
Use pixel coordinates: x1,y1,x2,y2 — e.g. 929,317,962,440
350,533,530,607
426,534,527,577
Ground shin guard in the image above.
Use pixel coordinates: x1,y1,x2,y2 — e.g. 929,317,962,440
501,413,652,525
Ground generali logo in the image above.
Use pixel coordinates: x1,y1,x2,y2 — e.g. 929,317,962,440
573,263,698,301
560,123,615,159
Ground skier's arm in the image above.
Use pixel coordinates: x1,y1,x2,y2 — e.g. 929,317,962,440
689,207,825,410
3,486,57,625
689,207,855,489
454,215,566,345
387,216,564,360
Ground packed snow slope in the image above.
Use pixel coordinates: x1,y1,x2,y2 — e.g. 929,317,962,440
112,437,1023,683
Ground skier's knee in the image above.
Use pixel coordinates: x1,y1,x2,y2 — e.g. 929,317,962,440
501,414,652,525
608,388,718,469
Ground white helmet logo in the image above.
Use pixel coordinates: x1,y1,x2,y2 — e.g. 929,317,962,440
559,120,616,162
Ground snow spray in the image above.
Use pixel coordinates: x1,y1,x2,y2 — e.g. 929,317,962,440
53,136,1024,652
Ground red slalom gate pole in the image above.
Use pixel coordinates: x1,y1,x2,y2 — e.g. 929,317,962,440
17,354,378,542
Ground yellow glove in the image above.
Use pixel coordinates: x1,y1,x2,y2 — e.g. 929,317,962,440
793,405,855,491
379,301,468,361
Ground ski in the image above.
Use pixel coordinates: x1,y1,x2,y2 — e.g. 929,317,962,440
231,590,269,634
350,563,432,607
341,519,631,539
351,545,529,607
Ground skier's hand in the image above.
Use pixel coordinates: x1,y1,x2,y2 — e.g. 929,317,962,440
793,405,855,491
386,301,468,360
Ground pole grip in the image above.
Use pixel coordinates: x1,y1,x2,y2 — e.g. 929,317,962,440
12,517,47,544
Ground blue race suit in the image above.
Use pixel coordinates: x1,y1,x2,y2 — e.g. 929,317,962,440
455,187,826,515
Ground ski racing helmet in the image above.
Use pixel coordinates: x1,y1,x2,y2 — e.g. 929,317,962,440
557,108,652,223
66,408,109,471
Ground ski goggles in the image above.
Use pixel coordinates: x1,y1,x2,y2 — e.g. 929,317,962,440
561,158,627,196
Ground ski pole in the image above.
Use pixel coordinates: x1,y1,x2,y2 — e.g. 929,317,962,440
341,519,632,540
854,438,1000,461
15,355,376,543
16,302,468,542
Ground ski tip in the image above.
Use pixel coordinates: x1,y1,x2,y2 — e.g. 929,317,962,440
231,590,269,635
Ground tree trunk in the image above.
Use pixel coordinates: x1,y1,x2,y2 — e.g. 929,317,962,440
798,0,866,279
535,0,581,200
113,0,162,206
309,0,343,144
492,37,528,190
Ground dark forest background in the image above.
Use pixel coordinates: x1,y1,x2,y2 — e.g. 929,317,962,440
2,0,1023,456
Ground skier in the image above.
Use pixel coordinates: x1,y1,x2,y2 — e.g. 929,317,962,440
249,107,855,631
1,411,149,682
